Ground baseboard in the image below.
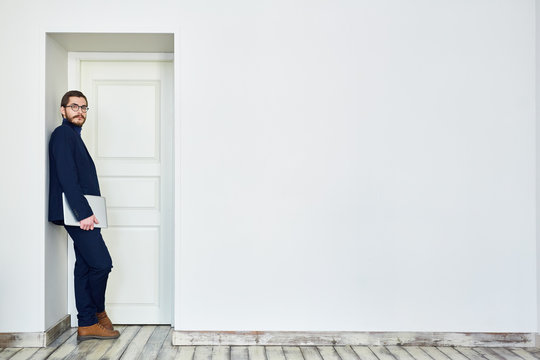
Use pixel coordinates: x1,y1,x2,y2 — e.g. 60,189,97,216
172,330,534,347
0,315,71,348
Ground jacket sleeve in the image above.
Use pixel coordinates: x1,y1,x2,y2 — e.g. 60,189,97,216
50,127,94,221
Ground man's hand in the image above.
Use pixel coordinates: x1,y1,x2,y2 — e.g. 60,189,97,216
80,215,99,231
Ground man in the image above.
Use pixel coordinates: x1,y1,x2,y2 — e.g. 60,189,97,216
48,90,119,340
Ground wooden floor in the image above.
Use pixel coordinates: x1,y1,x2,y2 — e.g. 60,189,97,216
1,326,540,360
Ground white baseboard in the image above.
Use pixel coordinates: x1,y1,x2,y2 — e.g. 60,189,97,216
0,315,71,348
172,330,534,347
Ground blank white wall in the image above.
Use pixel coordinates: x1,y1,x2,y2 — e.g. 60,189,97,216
0,0,535,333
177,0,536,332
0,8,46,333
537,0,540,333
44,35,68,330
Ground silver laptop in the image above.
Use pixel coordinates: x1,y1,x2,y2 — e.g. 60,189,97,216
62,193,108,228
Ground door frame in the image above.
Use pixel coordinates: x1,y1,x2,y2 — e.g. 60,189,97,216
67,51,176,326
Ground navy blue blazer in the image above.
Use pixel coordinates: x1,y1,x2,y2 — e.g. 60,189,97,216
48,121,101,225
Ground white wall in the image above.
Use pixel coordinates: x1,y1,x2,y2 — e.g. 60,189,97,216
0,9,47,333
537,0,540,334
44,36,69,330
0,0,535,333
178,0,536,332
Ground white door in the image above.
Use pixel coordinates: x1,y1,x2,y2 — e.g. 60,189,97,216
69,58,174,324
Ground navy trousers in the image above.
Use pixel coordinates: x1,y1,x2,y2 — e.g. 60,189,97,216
65,226,113,327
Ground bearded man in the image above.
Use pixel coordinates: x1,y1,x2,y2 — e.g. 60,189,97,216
48,90,119,341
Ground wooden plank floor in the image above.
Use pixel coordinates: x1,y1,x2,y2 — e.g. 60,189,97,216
1,326,540,360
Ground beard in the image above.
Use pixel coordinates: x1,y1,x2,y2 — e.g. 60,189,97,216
66,113,86,127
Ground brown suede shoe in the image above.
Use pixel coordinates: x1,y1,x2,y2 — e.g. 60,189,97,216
96,311,114,330
77,323,120,341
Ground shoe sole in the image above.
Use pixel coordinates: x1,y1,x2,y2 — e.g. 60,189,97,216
77,334,120,341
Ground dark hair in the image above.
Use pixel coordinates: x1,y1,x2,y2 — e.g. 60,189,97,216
61,90,88,107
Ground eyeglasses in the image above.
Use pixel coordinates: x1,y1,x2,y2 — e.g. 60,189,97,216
64,104,89,113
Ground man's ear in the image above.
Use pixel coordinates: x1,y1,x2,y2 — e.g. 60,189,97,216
60,106,65,118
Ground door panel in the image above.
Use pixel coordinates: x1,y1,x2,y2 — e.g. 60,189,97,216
79,59,173,324
95,82,160,158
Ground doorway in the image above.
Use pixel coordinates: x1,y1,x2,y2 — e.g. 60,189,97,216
45,32,176,327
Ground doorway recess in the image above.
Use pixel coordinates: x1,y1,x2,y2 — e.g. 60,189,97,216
44,32,175,328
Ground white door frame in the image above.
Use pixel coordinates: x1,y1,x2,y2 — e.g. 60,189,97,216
67,52,176,326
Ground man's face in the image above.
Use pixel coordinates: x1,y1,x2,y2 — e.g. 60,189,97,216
61,96,87,127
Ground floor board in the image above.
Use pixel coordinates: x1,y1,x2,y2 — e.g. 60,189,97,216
247,346,265,360
351,346,379,360
334,346,360,360
368,346,397,360
400,347,432,360
489,348,528,360
3,327,540,360
0,348,22,360
452,347,484,360
420,346,450,360
194,346,213,360
45,331,79,360
283,347,304,360
509,348,540,360
439,347,470,360
10,348,40,360
386,346,416,360
141,327,176,360
175,346,195,360
265,347,286,360
317,347,340,360
157,330,179,360
300,347,323,360
100,325,140,360
120,325,156,359
231,346,249,360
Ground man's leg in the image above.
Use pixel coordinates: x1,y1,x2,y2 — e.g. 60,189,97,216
65,226,118,340
72,245,96,326
66,226,113,324
84,230,112,314
85,229,115,330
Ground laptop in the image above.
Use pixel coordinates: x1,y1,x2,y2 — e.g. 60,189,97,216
62,193,108,228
